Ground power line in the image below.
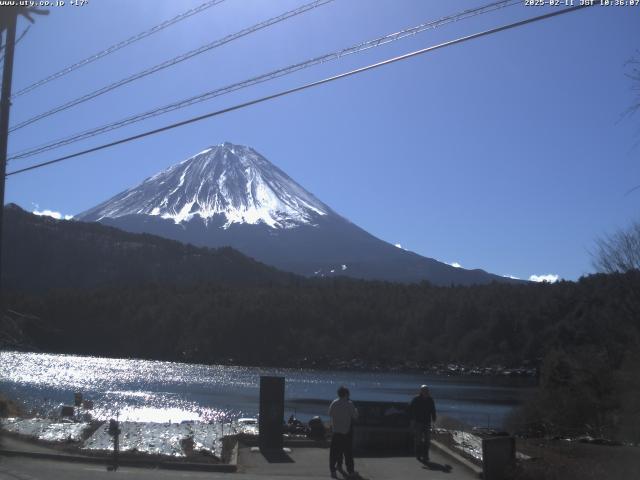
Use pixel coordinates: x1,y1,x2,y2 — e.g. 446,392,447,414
9,0,518,162
11,0,226,99
9,0,334,133
6,3,594,178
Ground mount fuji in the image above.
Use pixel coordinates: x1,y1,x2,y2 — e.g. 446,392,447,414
77,142,517,285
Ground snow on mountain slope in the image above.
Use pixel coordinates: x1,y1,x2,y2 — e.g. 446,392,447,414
78,142,330,229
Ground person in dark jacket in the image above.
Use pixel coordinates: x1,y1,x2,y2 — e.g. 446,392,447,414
408,385,437,462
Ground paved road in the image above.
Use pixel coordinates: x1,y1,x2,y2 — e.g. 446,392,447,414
1,445,479,480
0,457,225,480
238,444,477,480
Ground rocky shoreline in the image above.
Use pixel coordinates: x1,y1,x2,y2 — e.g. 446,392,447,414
268,357,540,377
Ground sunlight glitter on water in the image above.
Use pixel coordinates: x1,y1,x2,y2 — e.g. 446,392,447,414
114,406,202,423
0,351,250,423
1,350,533,427
0,351,257,390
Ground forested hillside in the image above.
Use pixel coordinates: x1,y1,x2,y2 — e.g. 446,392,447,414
5,271,638,372
1,204,297,291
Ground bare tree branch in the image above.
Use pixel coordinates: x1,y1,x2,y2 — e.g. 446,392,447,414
622,51,640,119
593,221,640,273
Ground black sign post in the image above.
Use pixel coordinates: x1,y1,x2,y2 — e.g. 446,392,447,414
482,436,515,480
259,376,284,451
107,419,121,471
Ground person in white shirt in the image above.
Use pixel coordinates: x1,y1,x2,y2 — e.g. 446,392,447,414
328,386,358,478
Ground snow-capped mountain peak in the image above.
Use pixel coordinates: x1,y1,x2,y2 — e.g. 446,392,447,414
78,142,331,229
76,142,522,285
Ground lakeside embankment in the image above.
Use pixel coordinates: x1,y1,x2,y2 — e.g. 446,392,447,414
3,412,639,480
0,416,235,461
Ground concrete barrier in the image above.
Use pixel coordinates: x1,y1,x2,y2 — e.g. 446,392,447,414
0,449,238,472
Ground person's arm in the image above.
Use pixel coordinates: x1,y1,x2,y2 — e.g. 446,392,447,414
431,398,437,424
408,397,416,420
328,401,335,426
351,402,358,421
408,397,416,427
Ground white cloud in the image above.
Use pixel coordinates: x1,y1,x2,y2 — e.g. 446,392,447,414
33,209,73,221
502,274,520,280
529,274,559,283
448,262,463,268
341,264,347,271
394,243,402,249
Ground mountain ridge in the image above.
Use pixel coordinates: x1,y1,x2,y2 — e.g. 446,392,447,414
1,203,297,292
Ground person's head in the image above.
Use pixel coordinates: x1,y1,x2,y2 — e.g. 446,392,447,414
419,385,430,397
337,386,350,399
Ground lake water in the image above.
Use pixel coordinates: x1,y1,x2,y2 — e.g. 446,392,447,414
0,351,534,428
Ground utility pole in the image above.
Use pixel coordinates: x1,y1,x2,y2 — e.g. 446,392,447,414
0,8,19,299
0,6,47,300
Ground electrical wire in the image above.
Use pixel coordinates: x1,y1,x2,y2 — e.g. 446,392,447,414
6,3,594,178
11,0,226,99
9,0,334,133
9,0,517,162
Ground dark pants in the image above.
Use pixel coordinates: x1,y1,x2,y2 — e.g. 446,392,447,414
330,431,354,474
413,422,432,460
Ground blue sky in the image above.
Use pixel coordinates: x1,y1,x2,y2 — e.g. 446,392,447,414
4,0,640,281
